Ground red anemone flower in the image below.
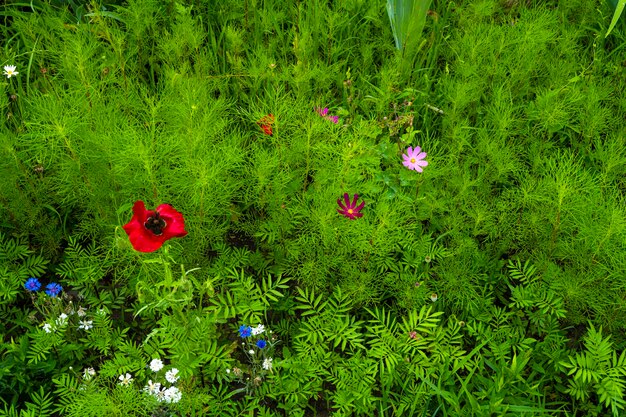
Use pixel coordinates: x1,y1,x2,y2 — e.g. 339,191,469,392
122,201,188,252
337,193,365,220
257,114,275,136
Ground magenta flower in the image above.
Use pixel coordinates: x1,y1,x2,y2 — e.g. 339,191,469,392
402,146,428,172
316,107,339,124
337,193,365,220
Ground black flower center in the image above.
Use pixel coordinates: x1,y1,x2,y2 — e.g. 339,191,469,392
144,212,166,236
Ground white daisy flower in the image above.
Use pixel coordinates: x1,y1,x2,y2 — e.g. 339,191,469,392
155,388,166,402
3,65,18,78
149,358,164,372
56,313,68,326
262,357,273,371
78,320,93,330
42,323,53,333
251,324,265,336
165,368,179,383
118,373,133,386
143,380,161,395
163,386,182,403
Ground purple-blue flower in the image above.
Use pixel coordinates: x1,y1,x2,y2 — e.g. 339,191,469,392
45,282,62,297
256,340,267,349
238,325,252,338
24,277,42,291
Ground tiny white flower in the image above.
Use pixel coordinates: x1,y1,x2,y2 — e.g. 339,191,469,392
225,369,231,374
155,387,166,402
3,65,18,78
165,368,179,383
118,373,133,386
83,368,96,380
262,357,273,371
56,313,68,326
251,324,265,336
248,349,255,355
149,358,164,372
78,320,93,331
42,323,53,333
163,386,182,403
76,306,86,317
143,380,161,395
430,293,438,302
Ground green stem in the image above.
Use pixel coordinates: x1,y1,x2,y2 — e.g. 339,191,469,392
161,245,173,287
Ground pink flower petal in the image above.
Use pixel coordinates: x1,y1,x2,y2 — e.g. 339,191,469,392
351,194,360,208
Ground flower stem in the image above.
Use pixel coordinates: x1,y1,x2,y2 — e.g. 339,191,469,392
161,245,173,287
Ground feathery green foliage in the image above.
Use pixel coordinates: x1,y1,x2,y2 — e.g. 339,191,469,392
1,0,626,415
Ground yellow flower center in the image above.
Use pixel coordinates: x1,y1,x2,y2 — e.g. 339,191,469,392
410,158,416,163
348,209,353,214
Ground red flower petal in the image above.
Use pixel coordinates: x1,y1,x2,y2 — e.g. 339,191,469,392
122,200,188,253
261,124,273,135
155,204,188,238
257,114,275,135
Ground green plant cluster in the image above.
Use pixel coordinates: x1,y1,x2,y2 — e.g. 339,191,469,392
1,0,626,415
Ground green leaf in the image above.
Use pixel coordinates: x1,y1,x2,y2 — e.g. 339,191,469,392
605,0,626,37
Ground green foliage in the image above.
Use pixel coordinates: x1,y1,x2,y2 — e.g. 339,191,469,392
560,324,626,416
1,0,626,415
0,233,48,302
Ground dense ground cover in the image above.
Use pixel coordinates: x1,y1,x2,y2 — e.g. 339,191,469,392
1,0,626,415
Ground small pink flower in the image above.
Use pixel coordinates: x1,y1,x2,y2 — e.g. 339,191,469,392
402,146,428,172
337,193,365,220
316,107,339,124
409,331,417,339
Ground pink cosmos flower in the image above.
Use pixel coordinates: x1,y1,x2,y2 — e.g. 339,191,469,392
316,107,339,124
337,193,365,220
402,146,428,172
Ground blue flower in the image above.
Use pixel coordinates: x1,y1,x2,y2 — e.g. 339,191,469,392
238,325,252,338
45,282,63,297
24,277,42,291
256,339,267,349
